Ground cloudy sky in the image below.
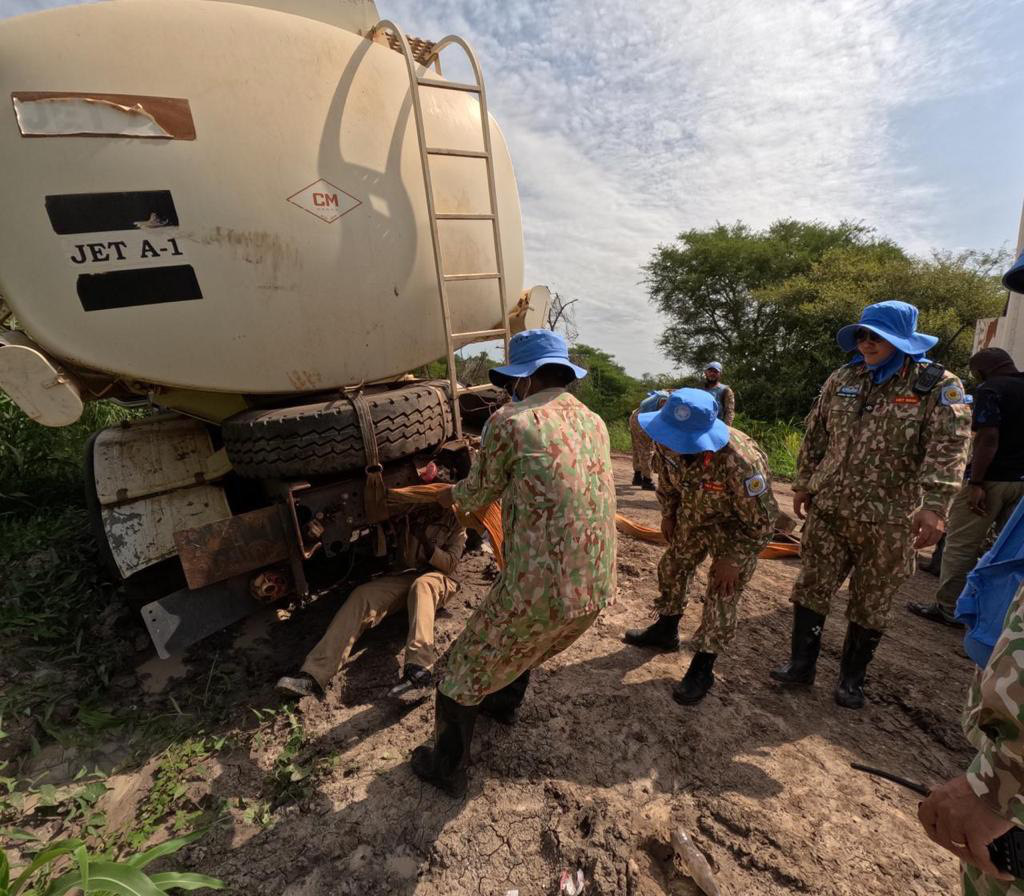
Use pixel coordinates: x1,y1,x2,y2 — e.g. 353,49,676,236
5,0,1024,374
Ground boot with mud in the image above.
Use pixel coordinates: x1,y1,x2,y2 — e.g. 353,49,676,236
640,476,656,491
770,603,825,685
410,690,478,797
624,614,681,651
479,670,531,725
632,470,643,487
834,621,882,709
672,652,717,705
275,672,323,700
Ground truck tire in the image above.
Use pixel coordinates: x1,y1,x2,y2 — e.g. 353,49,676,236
222,382,454,478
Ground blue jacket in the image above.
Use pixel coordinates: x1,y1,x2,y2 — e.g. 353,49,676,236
957,497,1024,667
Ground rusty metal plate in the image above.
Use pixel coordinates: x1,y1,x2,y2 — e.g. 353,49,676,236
174,506,289,590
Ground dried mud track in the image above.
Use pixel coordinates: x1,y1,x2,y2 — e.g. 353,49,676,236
129,457,978,893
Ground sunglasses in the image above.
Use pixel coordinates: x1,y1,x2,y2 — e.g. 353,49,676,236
854,329,883,344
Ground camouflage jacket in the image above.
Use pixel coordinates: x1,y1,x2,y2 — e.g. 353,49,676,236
704,382,736,426
963,581,1024,827
655,429,778,560
452,388,617,619
794,360,970,523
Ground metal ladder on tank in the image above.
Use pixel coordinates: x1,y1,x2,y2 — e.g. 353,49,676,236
369,20,511,440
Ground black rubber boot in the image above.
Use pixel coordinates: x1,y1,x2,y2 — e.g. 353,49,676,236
410,690,478,797
640,476,656,491
479,670,531,725
632,470,643,486
672,652,717,705
624,614,681,651
834,622,882,710
770,604,826,685
919,534,946,576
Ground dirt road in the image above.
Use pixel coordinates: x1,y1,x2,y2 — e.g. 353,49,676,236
14,454,976,894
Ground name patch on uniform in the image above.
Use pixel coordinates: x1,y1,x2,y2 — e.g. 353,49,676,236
891,396,921,406
702,481,725,492
745,474,767,497
940,385,966,406
837,385,861,397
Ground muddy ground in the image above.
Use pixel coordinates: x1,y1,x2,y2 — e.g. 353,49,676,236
7,454,975,895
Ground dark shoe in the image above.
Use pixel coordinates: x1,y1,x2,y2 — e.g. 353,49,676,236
624,614,681,651
906,601,961,627
770,604,826,685
276,672,322,699
918,535,946,576
834,622,883,709
672,652,717,705
410,690,477,797
479,671,531,724
388,663,432,697
640,477,656,491
632,470,643,487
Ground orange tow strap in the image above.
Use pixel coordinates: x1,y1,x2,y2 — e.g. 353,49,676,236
388,484,504,569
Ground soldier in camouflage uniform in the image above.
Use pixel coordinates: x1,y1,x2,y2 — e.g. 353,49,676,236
630,391,669,489
919,583,1024,892
771,300,971,708
624,388,778,704
410,329,617,796
703,361,736,426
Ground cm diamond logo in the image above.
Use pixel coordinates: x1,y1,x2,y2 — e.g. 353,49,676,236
286,178,361,223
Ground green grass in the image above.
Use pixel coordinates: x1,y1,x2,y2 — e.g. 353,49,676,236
732,413,803,480
0,396,147,752
607,419,632,454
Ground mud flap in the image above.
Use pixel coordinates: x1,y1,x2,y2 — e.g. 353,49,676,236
141,574,262,659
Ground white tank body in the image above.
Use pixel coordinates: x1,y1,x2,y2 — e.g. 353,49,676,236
0,0,524,394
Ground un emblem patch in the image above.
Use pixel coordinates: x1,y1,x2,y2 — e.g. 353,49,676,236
745,474,767,497
940,385,965,406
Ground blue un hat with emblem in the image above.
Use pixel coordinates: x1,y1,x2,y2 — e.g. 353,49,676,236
488,329,587,386
835,300,938,356
638,388,730,455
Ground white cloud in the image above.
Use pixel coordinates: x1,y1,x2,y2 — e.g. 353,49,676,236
385,0,1024,373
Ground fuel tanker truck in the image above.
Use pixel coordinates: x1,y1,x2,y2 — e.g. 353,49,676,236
0,0,549,656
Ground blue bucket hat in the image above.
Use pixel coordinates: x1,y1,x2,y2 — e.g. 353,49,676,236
488,328,587,386
1003,249,1024,294
638,390,670,413
835,300,938,355
638,388,730,455
705,361,723,372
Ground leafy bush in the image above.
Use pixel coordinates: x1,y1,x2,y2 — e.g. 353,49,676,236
732,414,803,480
0,395,138,502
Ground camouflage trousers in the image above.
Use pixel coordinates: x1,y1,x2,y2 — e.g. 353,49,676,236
963,864,1024,895
655,525,762,654
791,508,915,631
439,589,600,705
629,409,655,479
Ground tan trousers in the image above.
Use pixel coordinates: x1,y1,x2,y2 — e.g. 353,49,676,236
301,571,456,688
629,409,655,478
936,481,1024,611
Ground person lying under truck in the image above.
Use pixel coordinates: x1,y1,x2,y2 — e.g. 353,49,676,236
276,504,467,699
